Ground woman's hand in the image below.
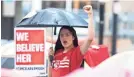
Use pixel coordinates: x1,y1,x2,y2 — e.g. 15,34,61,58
49,47,54,56
48,47,54,66
83,5,93,16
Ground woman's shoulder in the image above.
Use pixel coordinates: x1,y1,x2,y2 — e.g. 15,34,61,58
54,49,63,55
69,46,81,53
75,46,81,50
73,46,83,54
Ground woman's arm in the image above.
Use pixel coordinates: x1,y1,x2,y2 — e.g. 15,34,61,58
80,5,95,55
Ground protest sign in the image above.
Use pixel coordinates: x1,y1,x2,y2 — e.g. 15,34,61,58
15,28,47,76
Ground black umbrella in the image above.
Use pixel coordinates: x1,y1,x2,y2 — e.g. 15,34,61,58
17,8,88,28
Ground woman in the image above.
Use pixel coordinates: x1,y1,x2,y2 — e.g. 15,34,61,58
49,5,95,77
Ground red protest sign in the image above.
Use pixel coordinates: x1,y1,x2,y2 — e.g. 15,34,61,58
15,29,45,65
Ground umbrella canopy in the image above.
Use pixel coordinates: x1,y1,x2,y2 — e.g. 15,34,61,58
17,8,88,28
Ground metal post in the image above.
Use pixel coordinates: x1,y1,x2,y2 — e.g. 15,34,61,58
99,2,105,44
66,0,72,12
111,1,118,55
14,1,22,25
31,0,42,11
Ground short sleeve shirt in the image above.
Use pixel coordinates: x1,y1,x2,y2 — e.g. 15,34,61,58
52,46,83,77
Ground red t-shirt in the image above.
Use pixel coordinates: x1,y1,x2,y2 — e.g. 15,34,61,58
52,46,83,77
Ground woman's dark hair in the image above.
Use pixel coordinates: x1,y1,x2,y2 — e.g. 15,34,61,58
54,26,78,55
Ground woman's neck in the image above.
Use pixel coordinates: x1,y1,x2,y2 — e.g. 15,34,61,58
63,44,74,53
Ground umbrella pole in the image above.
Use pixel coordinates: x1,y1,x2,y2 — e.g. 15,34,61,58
54,27,57,35
52,26,54,50
48,26,54,77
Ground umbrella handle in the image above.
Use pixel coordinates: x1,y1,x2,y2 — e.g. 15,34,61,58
54,27,57,35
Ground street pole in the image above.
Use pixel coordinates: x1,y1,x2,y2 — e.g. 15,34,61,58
31,0,42,11
14,1,22,25
111,13,117,55
99,2,105,44
66,0,72,12
111,0,119,55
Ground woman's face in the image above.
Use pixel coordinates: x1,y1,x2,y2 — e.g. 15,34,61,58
60,28,74,48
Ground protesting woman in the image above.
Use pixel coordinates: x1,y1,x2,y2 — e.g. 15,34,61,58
49,5,95,77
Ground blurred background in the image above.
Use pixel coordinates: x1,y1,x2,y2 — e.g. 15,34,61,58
1,0,134,71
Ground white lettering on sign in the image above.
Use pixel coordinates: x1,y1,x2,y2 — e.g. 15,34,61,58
16,54,31,63
16,44,44,52
16,32,29,41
